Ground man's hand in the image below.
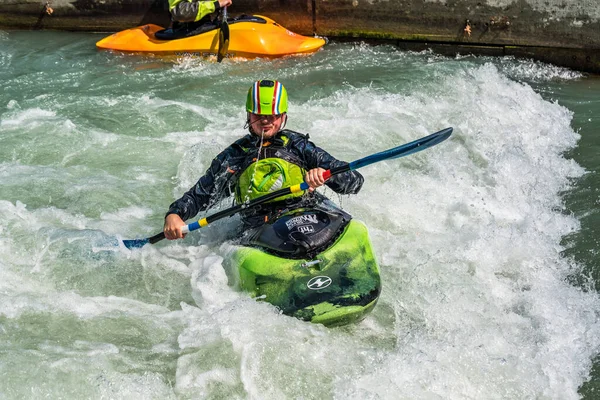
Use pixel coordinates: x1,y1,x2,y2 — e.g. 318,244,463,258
218,0,232,8
164,214,187,240
305,168,327,192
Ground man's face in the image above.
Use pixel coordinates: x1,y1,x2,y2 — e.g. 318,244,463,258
248,113,286,139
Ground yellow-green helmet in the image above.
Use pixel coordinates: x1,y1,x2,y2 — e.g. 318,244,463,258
246,79,288,115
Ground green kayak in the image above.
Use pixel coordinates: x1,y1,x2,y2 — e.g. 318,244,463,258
231,202,381,327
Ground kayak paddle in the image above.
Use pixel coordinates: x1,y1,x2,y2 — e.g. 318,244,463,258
217,7,229,62
122,127,452,249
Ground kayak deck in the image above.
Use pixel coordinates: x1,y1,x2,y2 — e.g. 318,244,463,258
96,15,326,58
233,219,381,327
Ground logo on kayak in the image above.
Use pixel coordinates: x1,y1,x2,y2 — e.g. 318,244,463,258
307,276,332,290
175,51,234,58
286,214,318,229
298,225,314,234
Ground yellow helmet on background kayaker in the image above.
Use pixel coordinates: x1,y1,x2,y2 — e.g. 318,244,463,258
246,80,288,115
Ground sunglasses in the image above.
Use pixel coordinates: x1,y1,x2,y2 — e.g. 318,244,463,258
251,114,284,121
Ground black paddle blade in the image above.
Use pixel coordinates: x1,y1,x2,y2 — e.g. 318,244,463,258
217,15,229,62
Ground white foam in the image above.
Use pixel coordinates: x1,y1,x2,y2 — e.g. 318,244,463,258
1,45,598,399
173,63,599,398
0,107,56,128
100,206,153,222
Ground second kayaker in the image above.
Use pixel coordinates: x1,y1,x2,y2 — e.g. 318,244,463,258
169,0,232,24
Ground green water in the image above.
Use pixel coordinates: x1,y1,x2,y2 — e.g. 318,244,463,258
551,77,600,398
554,79,600,279
1,30,600,399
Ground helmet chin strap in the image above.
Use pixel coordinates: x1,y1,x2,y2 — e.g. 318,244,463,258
280,114,288,130
242,113,287,200
243,111,252,131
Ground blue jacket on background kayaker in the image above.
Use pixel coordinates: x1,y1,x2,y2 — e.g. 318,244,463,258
169,0,231,24
163,79,364,240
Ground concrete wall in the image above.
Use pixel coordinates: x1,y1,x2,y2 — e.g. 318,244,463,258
0,0,598,73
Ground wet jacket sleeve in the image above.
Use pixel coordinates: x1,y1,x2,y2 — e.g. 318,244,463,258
298,136,364,194
165,145,238,221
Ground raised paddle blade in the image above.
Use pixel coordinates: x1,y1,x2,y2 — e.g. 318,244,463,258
385,127,453,159
326,127,453,178
217,7,229,62
348,127,452,171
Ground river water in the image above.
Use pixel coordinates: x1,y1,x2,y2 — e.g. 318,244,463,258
1,30,599,399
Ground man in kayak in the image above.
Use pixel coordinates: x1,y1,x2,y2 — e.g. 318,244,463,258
163,79,364,240
169,0,232,24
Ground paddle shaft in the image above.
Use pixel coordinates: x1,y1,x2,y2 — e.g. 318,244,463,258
125,127,452,247
180,127,450,234
217,7,229,62
138,165,344,245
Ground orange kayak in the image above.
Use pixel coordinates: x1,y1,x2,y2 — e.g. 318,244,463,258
96,15,326,58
